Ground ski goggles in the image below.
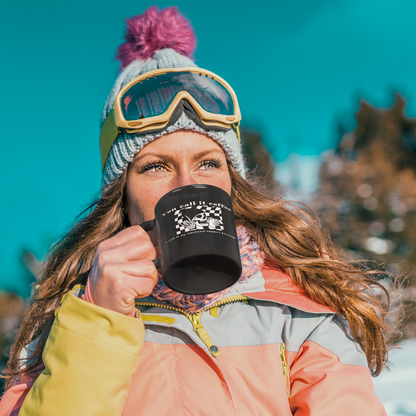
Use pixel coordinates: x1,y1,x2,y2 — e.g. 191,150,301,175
100,67,242,169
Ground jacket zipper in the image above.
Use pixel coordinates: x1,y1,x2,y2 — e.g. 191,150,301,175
135,295,249,358
280,342,291,398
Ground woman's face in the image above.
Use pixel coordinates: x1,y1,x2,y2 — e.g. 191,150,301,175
125,130,232,225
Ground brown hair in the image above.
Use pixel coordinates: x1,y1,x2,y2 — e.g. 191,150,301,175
3,165,394,389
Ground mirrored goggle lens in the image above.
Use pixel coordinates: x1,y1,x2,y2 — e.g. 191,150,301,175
120,71,235,121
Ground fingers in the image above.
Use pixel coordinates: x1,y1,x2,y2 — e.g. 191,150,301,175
106,259,158,280
95,225,157,269
102,260,159,296
97,238,157,267
119,261,159,296
90,259,159,313
99,225,151,249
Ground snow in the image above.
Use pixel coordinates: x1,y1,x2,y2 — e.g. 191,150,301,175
373,338,416,416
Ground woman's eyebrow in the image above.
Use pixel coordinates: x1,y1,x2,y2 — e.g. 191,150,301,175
192,149,225,160
133,149,225,164
133,152,170,163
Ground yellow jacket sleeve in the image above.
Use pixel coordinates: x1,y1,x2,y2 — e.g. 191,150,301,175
19,293,144,416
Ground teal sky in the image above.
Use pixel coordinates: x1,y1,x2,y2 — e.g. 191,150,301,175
1,0,415,296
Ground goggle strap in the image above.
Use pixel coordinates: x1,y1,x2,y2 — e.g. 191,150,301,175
100,109,120,170
233,122,241,146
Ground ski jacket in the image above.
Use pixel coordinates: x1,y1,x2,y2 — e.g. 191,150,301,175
0,266,386,416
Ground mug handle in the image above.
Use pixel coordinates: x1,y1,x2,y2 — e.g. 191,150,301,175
140,219,161,269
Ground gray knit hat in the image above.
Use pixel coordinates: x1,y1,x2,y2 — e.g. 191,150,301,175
101,7,245,186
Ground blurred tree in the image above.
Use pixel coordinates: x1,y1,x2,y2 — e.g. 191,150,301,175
310,93,416,338
0,292,25,394
240,126,275,187
0,251,40,394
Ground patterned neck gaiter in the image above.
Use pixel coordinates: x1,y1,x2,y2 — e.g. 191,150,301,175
151,226,265,313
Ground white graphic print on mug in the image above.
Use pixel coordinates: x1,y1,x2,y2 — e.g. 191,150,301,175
174,205,224,235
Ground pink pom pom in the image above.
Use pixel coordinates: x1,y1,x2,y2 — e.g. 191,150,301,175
116,6,197,70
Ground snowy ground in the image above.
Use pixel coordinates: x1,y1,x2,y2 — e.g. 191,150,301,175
373,338,416,416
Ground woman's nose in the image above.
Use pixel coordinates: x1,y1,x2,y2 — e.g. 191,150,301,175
175,171,199,188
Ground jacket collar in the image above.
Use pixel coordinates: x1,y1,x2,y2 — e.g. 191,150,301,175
243,265,335,314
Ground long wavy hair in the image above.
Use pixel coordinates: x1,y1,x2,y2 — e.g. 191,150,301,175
3,164,396,389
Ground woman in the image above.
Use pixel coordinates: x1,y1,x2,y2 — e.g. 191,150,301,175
1,6,390,416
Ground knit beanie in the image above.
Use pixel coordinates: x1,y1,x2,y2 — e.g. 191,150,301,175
101,6,245,186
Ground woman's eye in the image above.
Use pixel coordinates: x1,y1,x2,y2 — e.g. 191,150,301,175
140,161,168,173
199,158,223,170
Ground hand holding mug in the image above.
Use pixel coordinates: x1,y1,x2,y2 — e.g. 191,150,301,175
89,226,158,315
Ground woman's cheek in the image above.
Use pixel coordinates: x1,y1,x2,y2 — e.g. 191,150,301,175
128,187,164,224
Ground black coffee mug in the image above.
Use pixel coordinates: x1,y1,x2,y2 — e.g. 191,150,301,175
141,184,242,295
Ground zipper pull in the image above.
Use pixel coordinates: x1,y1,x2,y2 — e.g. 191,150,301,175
280,343,290,398
189,313,221,358
210,306,219,318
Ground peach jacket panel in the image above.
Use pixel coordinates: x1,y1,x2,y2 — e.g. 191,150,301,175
0,266,386,416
